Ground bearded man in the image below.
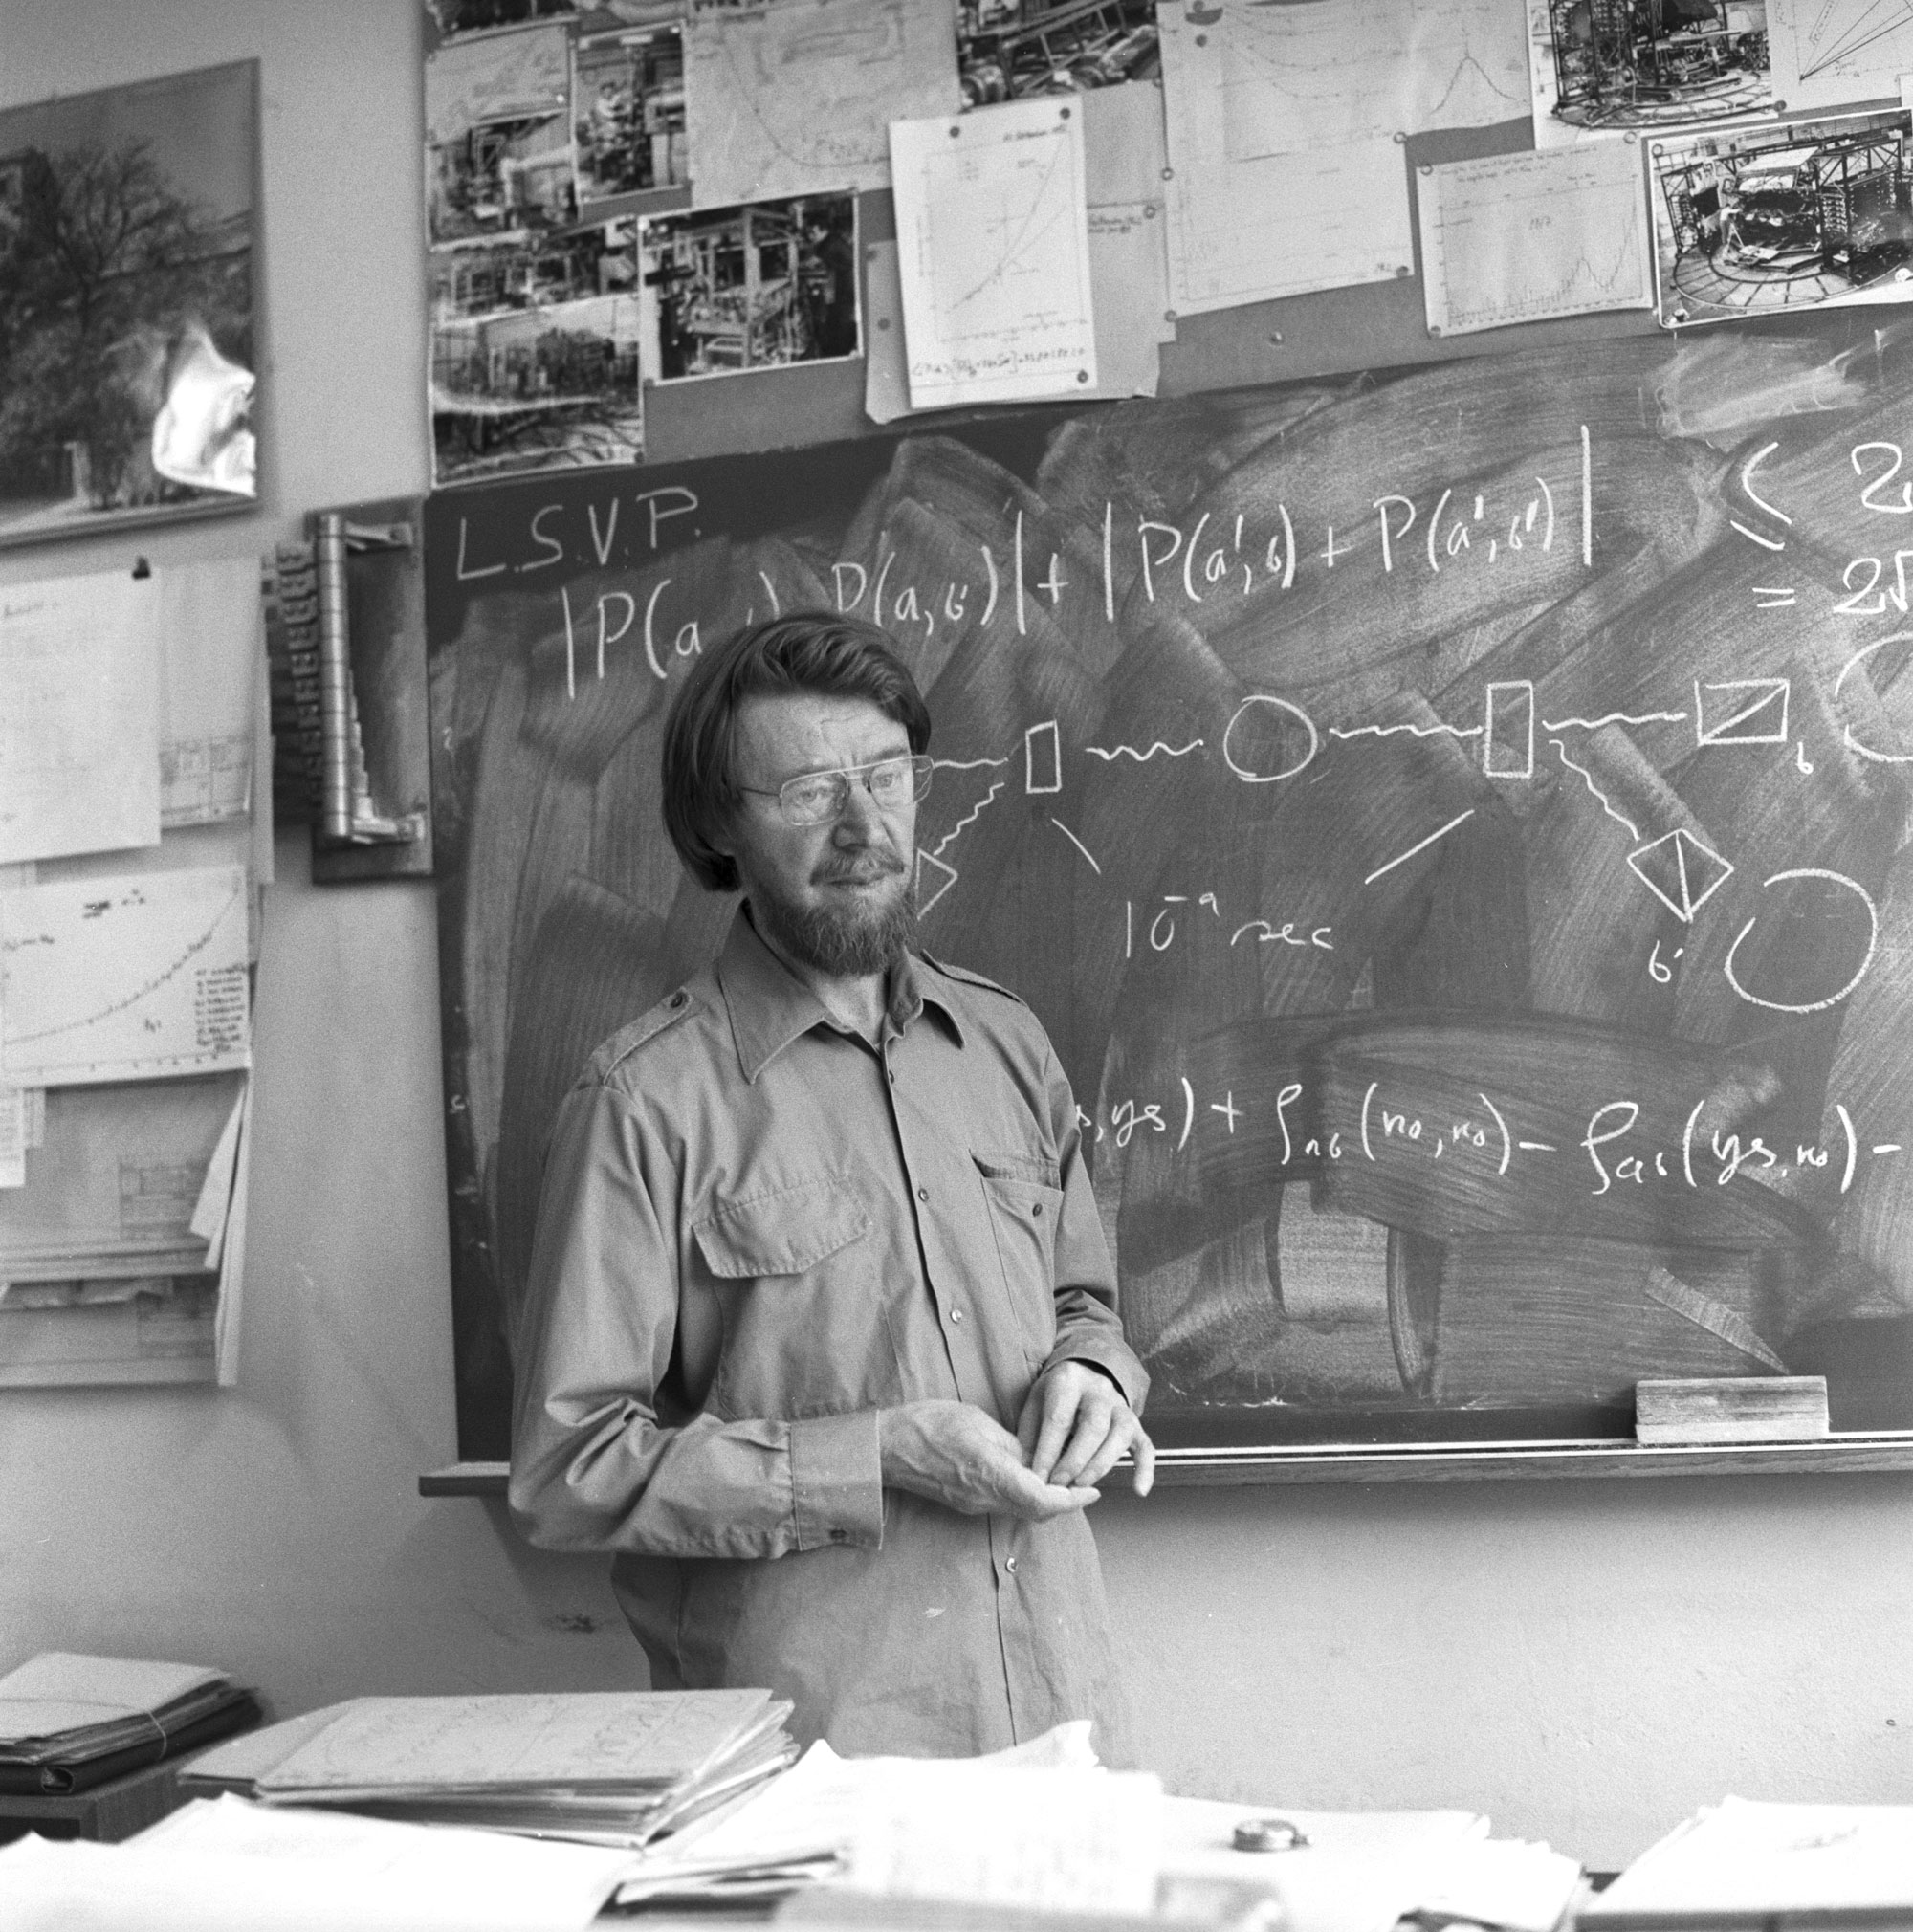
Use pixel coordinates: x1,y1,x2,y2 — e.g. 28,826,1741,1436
508,611,1154,1758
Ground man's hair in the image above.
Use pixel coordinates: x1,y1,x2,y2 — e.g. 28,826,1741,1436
661,611,932,893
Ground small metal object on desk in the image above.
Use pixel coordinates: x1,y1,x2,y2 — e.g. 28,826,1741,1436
1234,1816,1309,1853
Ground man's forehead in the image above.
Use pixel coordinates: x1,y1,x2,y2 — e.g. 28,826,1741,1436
733,692,908,767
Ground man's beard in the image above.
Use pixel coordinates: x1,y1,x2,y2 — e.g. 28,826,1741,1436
750,857,917,977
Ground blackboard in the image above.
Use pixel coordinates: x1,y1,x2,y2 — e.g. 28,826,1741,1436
426,310,1913,1464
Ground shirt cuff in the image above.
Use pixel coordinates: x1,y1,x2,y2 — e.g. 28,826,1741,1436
789,1410,886,1552
1042,1336,1151,1416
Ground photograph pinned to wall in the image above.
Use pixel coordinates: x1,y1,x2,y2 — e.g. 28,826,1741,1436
0,61,257,550
683,0,960,208
426,17,575,244
429,218,644,485
1528,0,1772,150
637,191,859,381
956,0,1158,109
1648,108,1913,327
424,0,582,47
574,17,690,219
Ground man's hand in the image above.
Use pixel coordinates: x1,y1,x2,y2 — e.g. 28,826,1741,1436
878,1400,1097,1521
1016,1362,1155,1496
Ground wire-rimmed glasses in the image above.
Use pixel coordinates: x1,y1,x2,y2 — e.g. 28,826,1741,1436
738,754,934,826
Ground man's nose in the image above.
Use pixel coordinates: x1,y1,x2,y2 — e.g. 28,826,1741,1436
833,775,885,839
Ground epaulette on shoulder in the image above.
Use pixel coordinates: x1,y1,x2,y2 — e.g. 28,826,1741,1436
586,987,703,1082
916,949,1026,1006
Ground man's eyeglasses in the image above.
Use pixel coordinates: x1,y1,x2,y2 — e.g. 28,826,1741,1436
738,754,934,826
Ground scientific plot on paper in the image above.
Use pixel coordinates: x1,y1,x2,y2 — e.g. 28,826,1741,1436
1768,0,1913,115
684,0,959,207
0,867,252,1087
1201,0,1527,160
890,99,1097,408
1157,5,1412,314
1418,142,1654,337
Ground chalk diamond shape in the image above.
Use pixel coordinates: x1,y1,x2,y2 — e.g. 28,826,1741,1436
915,849,959,916
1627,828,1734,924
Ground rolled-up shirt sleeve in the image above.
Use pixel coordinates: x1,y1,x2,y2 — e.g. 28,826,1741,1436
508,1081,887,1560
1035,1043,1151,1416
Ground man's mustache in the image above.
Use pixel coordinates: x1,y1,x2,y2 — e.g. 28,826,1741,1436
813,850,907,884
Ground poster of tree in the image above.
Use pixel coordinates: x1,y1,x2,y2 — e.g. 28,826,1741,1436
0,61,258,548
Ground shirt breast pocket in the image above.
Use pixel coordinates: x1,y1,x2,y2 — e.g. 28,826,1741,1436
972,1151,1063,1371
692,1175,887,1417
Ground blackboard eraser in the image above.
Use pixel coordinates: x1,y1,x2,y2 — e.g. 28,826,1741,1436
1634,1376,1829,1445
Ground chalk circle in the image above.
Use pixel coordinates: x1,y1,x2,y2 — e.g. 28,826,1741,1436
1834,634,1913,765
1723,867,1879,1015
1222,694,1318,784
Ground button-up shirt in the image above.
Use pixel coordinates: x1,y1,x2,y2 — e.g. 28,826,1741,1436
509,910,1149,1760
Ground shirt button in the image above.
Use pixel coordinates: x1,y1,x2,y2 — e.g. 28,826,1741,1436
669,990,687,1009
1031,1202,1044,1217
949,1306,964,1324
829,1528,847,1543
917,1186,929,1201
889,1071,896,1085
1004,1556,1019,1574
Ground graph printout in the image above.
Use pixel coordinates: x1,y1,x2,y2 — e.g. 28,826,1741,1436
890,99,1097,409
1,866,252,1087
0,569,161,867
684,0,959,207
1768,0,1913,114
1158,4,1412,315
1204,0,1528,159
1418,142,1654,337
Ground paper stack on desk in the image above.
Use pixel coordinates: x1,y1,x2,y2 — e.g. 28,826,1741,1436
181,1689,793,1848
1579,1795,1913,1928
0,1650,258,1795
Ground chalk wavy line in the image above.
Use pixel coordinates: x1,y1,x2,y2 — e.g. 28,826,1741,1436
932,780,1004,857
1541,710,1687,731
1082,739,1203,761
1328,721,1484,740
1550,739,1638,839
932,756,1011,771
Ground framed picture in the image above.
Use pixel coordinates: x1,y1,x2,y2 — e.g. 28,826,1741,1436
0,61,258,549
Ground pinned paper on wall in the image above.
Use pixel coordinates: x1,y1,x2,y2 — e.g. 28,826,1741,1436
890,97,1097,409
684,0,959,207
1418,142,1653,337
1768,0,1913,114
0,1087,27,1190
1158,7,1412,316
0,569,161,867
159,558,260,829
0,866,252,1088
1187,0,1526,159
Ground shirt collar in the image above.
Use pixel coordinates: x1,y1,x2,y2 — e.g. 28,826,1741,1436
717,908,964,1082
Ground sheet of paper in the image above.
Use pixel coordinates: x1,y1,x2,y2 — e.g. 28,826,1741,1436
862,239,913,425
1418,142,1653,337
0,1072,247,1281
684,0,959,206
190,1077,247,1261
891,97,1098,408
1584,1796,1913,1918
0,1087,25,1188
213,1072,253,1386
159,557,260,828
842,1764,1162,1914
0,1793,636,1932
0,865,252,1087
0,568,161,866
1181,0,1526,160
1159,7,1412,316
0,1280,217,1388
1418,1837,1586,1932
1761,0,1913,116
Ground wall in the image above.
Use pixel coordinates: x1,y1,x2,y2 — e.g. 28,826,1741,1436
0,0,1909,1871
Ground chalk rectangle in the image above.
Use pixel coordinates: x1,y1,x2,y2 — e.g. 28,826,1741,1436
1694,677,1790,747
1483,680,1535,779
1024,720,1062,794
